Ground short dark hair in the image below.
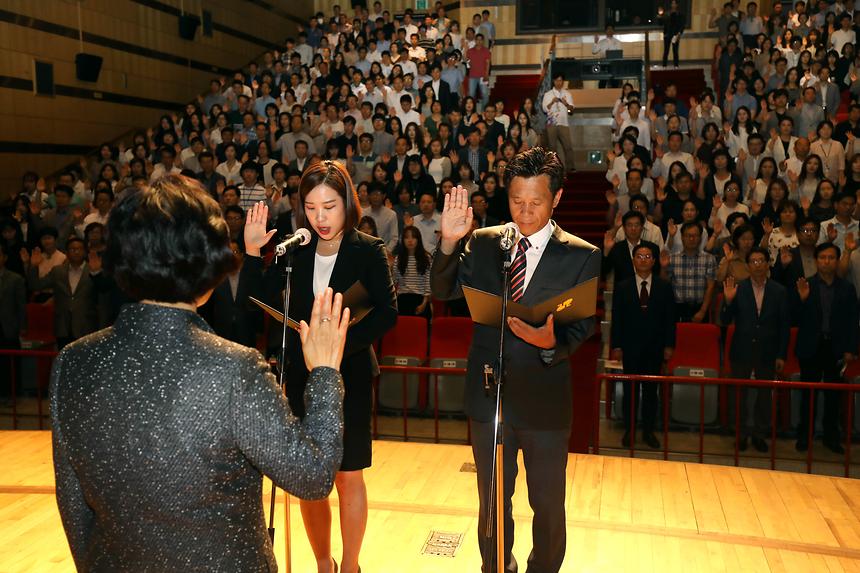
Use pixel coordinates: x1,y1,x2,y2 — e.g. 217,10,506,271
629,194,650,211
622,210,645,226
296,160,362,232
503,147,564,194
681,221,702,236
815,242,841,258
54,184,75,198
104,174,237,303
746,246,771,263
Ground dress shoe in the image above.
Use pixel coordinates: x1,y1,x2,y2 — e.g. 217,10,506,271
621,431,632,448
795,438,808,452
643,431,661,449
751,437,769,453
824,440,845,455
739,437,748,452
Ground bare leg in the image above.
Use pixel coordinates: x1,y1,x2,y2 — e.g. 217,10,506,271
299,497,336,573
335,470,368,573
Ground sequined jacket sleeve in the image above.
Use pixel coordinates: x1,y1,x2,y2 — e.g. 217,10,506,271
50,352,93,570
232,354,345,500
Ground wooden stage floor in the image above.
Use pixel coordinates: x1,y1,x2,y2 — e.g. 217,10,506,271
2,431,860,572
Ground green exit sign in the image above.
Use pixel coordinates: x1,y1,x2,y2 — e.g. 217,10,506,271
416,0,428,10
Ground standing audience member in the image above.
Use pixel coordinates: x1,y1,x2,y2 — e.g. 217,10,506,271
542,73,576,172
23,236,97,349
392,225,432,317
721,247,790,453
793,242,859,454
610,243,675,449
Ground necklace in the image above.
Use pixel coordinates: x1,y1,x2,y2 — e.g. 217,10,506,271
316,231,344,255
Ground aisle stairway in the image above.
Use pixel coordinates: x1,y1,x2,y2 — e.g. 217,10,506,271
489,73,541,112
649,68,707,104
555,170,607,248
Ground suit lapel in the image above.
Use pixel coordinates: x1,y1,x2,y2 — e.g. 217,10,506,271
521,225,568,304
328,229,360,293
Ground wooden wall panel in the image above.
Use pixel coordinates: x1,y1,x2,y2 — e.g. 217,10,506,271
0,0,314,201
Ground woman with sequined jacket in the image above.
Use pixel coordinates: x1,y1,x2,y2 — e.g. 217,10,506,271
51,175,350,572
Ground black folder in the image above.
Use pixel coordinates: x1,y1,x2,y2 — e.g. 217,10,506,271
463,277,598,328
249,281,372,331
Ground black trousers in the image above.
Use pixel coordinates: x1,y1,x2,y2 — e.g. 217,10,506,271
396,293,430,318
471,419,570,573
675,302,701,323
622,358,661,434
0,337,20,398
731,357,774,440
662,35,680,67
798,337,842,444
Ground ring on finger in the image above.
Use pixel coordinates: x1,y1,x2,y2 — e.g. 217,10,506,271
321,316,332,323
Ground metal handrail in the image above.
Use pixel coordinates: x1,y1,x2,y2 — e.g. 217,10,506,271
596,372,859,476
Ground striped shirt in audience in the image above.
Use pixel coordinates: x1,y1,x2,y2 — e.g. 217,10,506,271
392,255,431,296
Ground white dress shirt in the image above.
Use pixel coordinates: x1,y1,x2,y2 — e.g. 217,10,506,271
541,89,575,127
509,220,554,292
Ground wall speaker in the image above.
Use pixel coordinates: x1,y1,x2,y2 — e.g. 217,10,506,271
75,53,103,82
179,14,200,40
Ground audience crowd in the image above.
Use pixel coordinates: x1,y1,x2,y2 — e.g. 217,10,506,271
604,0,860,453
0,2,542,392
4,0,858,457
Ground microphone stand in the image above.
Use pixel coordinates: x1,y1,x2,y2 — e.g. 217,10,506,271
268,249,293,573
484,254,512,573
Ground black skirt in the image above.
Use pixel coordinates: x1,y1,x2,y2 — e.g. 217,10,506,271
287,341,374,472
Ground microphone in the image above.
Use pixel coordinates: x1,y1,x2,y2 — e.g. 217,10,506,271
499,222,518,251
273,228,311,256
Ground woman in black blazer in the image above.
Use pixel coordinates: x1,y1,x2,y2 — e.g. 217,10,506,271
288,160,397,573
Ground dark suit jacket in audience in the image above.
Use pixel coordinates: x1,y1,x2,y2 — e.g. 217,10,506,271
720,278,790,376
611,274,676,373
28,262,98,341
792,274,859,360
199,255,264,348
602,240,659,285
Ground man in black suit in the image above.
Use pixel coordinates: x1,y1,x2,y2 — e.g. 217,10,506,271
23,236,98,349
720,247,790,453
793,242,859,454
610,243,675,449
428,64,453,114
432,148,600,573
198,237,263,349
602,210,659,285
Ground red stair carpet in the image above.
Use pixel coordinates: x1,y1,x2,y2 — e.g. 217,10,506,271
556,170,607,248
490,74,541,112
649,68,706,104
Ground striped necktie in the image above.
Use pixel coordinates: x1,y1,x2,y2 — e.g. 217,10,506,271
510,237,532,302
